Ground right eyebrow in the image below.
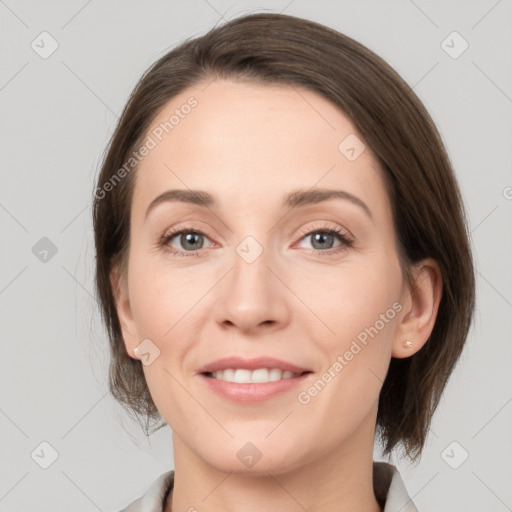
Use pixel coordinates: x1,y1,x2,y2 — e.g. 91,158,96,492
145,189,214,220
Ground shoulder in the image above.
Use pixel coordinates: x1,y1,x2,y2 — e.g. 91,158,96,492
118,470,175,512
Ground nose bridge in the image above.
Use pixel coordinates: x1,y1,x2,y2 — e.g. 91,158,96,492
232,232,276,304
215,230,288,332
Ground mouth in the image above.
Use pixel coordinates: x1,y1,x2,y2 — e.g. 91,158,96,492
202,368,312,383
197,356,314,402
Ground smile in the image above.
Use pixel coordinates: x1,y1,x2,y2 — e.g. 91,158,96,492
200,370,312,403
205,368,305,383
197,356,313,402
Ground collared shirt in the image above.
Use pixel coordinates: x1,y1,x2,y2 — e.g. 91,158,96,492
119,461,419,512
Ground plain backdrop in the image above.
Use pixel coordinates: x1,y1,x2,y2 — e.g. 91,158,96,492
0,1,511,511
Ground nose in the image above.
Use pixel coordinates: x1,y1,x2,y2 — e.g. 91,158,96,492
214,238,291,335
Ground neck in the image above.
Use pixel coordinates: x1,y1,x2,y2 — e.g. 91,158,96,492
166,407,382,512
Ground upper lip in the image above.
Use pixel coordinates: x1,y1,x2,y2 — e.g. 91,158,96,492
197,356,312,374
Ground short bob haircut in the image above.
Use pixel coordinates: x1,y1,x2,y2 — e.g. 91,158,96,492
92,12,475,462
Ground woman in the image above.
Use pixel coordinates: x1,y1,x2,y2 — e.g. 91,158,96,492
92,12,475,512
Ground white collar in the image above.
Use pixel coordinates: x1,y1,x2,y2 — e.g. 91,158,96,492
119,461,418,512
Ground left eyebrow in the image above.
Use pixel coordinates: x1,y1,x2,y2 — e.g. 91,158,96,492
144,187,373,222
284,187,373,221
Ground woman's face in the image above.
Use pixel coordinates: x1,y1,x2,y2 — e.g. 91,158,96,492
114,79,414,474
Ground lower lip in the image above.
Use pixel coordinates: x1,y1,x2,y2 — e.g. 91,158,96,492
198,373,312,403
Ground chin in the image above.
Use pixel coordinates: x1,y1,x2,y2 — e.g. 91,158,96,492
199,438,309,477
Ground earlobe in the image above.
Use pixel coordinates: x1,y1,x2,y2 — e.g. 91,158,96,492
110,265,139,360
392,258,443,359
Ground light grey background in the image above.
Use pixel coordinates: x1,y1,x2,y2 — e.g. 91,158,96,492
1,1,511,511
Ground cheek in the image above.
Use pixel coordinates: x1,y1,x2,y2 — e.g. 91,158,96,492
295,247,402,406
131,260,203,430
295,249,402,343
293,262,401,440
127,251,195,339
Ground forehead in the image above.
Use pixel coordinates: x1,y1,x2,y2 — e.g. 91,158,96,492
131,79,388,221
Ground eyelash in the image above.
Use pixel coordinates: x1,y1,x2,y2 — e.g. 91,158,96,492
159,223,354,258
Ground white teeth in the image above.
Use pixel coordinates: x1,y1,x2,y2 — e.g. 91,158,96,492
222,368,235,381
268,368,282,381
234,369,251,383
210,368,301,383
251,368,269,383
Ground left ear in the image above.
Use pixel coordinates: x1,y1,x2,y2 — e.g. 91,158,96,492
393,257,443,358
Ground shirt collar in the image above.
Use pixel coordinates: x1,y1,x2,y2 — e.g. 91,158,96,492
120,461,418,512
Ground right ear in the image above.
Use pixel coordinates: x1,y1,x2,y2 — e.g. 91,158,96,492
110,265,139,360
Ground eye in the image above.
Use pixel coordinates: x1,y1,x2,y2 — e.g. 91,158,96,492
295,224,354,255
160,225,214,257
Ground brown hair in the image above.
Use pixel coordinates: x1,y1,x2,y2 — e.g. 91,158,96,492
92,12,475,462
